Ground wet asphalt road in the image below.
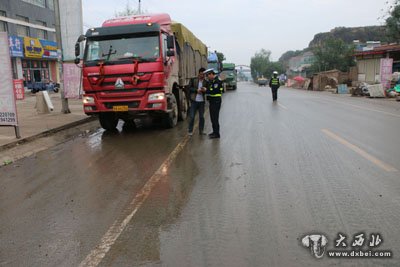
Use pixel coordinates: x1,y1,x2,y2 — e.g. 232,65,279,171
1,82,400,267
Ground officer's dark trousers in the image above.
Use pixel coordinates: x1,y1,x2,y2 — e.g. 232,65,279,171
209,97,221,136
271,86,279,101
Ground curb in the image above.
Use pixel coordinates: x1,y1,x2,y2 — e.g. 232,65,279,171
0,116,96,152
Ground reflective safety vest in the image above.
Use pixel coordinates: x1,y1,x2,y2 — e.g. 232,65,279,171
207,78,224,97
271,77,279,86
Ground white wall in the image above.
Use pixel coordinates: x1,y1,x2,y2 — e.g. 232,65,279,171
59,0,83,61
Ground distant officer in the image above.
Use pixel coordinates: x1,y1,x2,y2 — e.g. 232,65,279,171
269,71,280,101
204,68,224,139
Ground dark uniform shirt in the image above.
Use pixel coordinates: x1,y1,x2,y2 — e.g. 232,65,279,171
206,77,224,99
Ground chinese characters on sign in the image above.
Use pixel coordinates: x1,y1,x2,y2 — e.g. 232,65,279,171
0,32,19,127
13,80,25,100
301,232,392,259
8,36,24,57
334,233,383,249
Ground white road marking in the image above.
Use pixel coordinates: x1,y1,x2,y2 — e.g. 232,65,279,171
278,103,288,110
322,129,398,172
79,134,192,267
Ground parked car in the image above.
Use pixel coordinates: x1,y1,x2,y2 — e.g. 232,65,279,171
27,81,59,93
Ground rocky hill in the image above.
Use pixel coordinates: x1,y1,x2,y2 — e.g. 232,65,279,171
308,26,396,47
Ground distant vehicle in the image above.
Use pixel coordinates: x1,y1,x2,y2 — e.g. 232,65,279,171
221,63,237,90
257,76,268,86
207,51,222,74
27,81,59,93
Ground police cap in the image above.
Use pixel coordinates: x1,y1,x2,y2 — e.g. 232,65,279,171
204,68,216,75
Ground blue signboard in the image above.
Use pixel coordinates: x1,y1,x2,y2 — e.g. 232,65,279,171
40,39,58,59
8,36,24,57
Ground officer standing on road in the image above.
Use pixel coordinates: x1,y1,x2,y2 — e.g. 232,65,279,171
269,71,280,101
204,68,224,139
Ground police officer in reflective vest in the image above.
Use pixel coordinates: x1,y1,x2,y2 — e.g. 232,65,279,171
204,68,224,139
269,71,280,101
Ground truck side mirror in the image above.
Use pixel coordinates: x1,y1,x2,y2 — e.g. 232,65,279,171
75,42,80,58
75,35,86,57
166,35,174,49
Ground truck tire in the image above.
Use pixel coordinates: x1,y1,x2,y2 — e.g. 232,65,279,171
164,94,178,128
99,113,118,131
178,91,188,121
233,85,237,90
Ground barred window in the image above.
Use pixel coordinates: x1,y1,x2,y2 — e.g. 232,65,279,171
21,0,46,8
16,15,30,37
47,0,54,10
0,11,7,32
37,20,47,39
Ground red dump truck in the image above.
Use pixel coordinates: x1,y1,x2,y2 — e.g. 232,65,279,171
74,14,208,130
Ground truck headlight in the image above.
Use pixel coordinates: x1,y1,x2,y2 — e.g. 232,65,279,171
83,96,95,104
148,92,165,101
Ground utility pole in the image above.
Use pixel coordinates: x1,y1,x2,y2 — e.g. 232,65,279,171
138,0,142,14
54,0,71,113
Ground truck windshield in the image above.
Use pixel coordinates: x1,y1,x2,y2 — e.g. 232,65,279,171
207,62,219,72
85,35,160,64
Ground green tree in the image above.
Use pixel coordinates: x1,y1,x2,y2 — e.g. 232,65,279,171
311,38,355,72
250,49,285,80
216,51,226,63
250,49,271,80
386,2,400,41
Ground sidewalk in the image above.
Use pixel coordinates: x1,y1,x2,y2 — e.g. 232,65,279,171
0,91,91,148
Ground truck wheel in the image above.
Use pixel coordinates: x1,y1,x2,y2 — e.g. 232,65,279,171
233,85,237,90
99,113,118,131
178,91,188,121
164,94,178,128
123,119,136,130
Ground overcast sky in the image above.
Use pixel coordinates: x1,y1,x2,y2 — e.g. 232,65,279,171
82,0,391,65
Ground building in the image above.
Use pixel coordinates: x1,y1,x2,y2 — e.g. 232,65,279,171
354,44,400,87
288,51,315,77
0,0,58,86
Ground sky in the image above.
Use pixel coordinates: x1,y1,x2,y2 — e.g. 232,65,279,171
82,0,391,65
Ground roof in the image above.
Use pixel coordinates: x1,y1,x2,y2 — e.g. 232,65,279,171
102,13,172,27
355,43,400,57
171,22,207,57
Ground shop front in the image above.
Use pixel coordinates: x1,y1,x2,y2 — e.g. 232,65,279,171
8,35,58,88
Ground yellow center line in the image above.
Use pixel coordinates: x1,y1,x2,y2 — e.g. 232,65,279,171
322,129,398,172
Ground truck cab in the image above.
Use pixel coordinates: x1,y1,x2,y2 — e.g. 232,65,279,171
75,14,207,130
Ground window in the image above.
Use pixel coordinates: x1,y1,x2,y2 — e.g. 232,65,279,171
21,0,46,8
0,11,7,32
47,0,54,10
16,15,30,37
36,20,47,39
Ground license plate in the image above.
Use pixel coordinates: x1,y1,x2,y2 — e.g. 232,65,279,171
112,105,128,112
